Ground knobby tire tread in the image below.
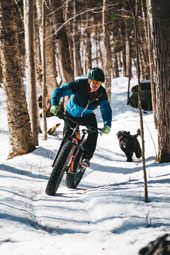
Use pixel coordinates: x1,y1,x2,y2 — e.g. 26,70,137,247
45,140,74,195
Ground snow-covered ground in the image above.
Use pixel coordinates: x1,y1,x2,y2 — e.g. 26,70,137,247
0,77,170,255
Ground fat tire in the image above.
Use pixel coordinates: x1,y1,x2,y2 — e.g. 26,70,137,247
45,140,74,196
66,148,85,189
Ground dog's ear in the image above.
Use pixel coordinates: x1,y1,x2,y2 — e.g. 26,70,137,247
117,131,122,138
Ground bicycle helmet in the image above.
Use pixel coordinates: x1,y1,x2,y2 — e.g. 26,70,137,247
88,67,105,82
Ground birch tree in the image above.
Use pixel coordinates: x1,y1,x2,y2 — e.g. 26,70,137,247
24,0,39,145
0,0,35,158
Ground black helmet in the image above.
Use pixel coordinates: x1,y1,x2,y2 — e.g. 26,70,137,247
88,67,105,82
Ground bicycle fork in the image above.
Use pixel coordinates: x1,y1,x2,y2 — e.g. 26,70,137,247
67,137,80,174
68,132,86,173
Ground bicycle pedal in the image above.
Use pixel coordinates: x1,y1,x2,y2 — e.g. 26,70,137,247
80,159,90,168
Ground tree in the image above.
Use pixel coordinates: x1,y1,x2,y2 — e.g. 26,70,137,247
84,7,92,72
36,0,58,102
51,0,74,110
36,0,47,139
133,1,148,202
151,0,170,162
0,0,35,159
51,0,74,83
24,0,39,145
72,0,83,77
102,0,112,102
146,0,157,128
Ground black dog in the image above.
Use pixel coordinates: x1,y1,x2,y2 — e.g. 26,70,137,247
116,129,142,162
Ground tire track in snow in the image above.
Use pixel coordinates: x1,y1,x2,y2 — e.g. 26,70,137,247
30,177,142,234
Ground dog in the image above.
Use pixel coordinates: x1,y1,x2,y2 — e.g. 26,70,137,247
116,129,142,162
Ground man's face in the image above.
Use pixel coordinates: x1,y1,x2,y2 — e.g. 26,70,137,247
89,79,102,92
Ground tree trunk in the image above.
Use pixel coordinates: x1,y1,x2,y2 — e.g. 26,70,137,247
36,1,58,100
52,0,74,83
102,0,112,102
63,0,74,74
139,46,145,80
127,35,132,104
15,0,25,78
151,0,170,162
36,0,47,139
140,0,150,78
85,12,92,71
114,51,119,78
45,15,58,99
95,24,99,67
120,19,127,77
0,0,35,158
72,0,83,77
133,0,148,202
41,0,47,140
146,0,157,128
24,0,39,145
92,23,99,67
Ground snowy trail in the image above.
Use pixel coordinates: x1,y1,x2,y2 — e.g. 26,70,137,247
2,154,168,238
1,147,144,236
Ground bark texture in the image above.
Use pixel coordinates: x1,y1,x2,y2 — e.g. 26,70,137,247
151,0,170,162
0,0,35,158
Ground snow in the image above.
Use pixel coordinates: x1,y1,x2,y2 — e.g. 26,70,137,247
0,77,170,255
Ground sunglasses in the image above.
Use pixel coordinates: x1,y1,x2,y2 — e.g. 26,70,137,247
90,80,102,86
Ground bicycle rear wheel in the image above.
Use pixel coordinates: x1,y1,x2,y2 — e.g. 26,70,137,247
66,147,85,189
45,140,74,196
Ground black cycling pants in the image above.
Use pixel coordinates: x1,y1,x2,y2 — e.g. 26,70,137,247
63,111,98,160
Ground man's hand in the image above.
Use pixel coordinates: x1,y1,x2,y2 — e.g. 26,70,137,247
50,105,59,116
102,125,111,134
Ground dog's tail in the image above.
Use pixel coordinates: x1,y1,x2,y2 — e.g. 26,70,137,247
135,128,141,137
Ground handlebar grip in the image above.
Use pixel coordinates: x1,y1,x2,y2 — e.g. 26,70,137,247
57,111,65,119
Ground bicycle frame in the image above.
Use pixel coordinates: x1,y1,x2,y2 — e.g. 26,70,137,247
52,112,101,172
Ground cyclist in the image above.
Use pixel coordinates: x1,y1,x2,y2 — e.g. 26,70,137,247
50,67,112,167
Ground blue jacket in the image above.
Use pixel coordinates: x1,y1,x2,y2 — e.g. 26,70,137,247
51,78,112,127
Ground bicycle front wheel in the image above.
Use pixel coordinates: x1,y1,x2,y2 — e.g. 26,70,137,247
45,140,74,196
66,147,85,189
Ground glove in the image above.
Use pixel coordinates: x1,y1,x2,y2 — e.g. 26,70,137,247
102,125,111,134
50,105,59,116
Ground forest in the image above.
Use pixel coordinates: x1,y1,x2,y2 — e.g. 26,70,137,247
0,1,170,254
0,0,170,162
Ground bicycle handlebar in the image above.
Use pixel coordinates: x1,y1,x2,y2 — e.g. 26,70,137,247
57,111,103,133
